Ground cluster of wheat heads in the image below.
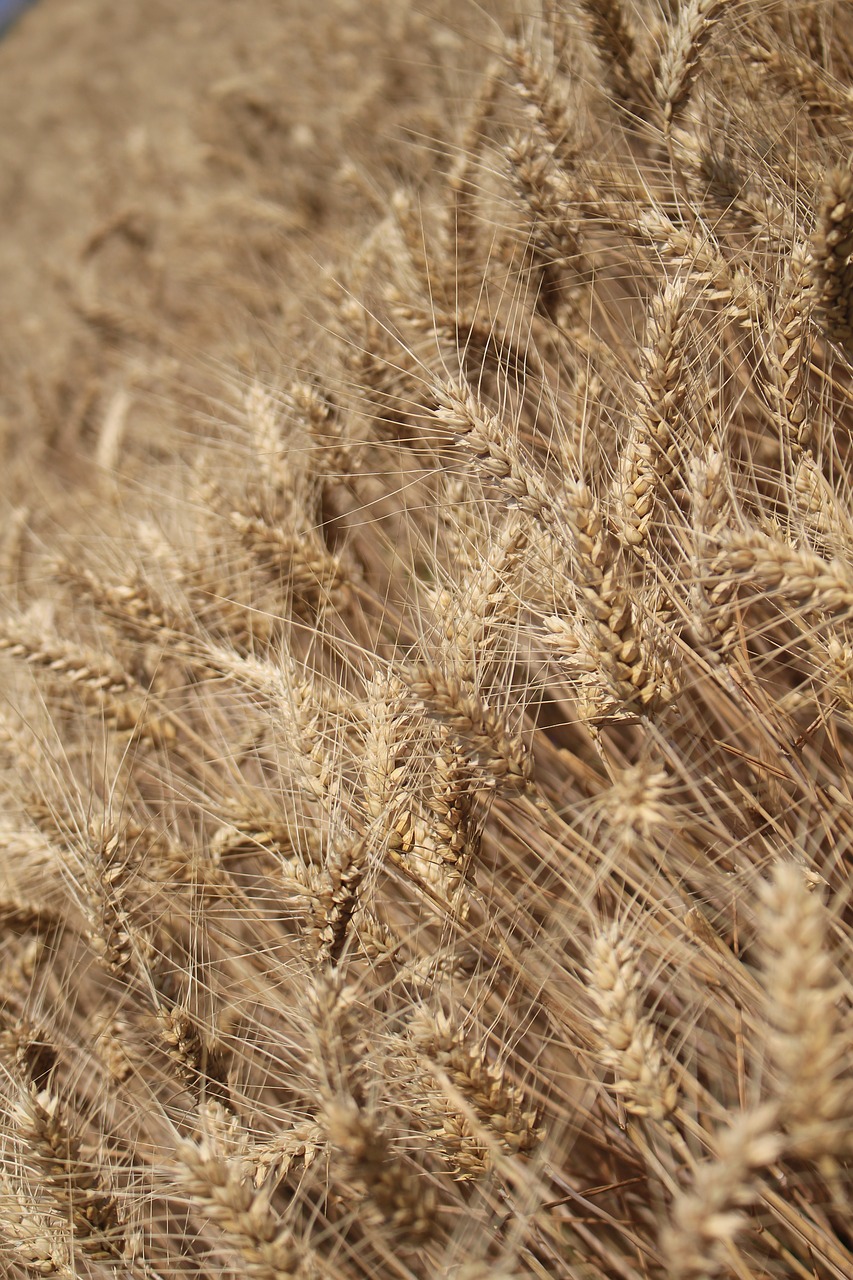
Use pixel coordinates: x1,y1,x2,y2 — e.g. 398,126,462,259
1,0,852,1277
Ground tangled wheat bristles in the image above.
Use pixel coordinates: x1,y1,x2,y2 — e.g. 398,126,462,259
1,1,853,1278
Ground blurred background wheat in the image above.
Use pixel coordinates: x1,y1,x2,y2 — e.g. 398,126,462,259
0,1,851,1277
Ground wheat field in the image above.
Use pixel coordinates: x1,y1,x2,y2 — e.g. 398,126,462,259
0,1,851,1277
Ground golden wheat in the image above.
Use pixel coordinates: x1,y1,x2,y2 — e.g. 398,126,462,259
1,1,852,1278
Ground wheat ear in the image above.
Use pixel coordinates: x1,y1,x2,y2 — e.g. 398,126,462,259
407,1008,541,1174
0,619,169,741
311,974,436,1245
660,1106,782,1280
811,166,853,349
402,664,532,793
587,924,678,1121
711,532,853,617
579,0,644,110
758,862,851,1159
656,0,731,135
433,379,561,538
546,482,677,719
616,275,694,550
177,1132,304,1280
14,1088,125,1263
